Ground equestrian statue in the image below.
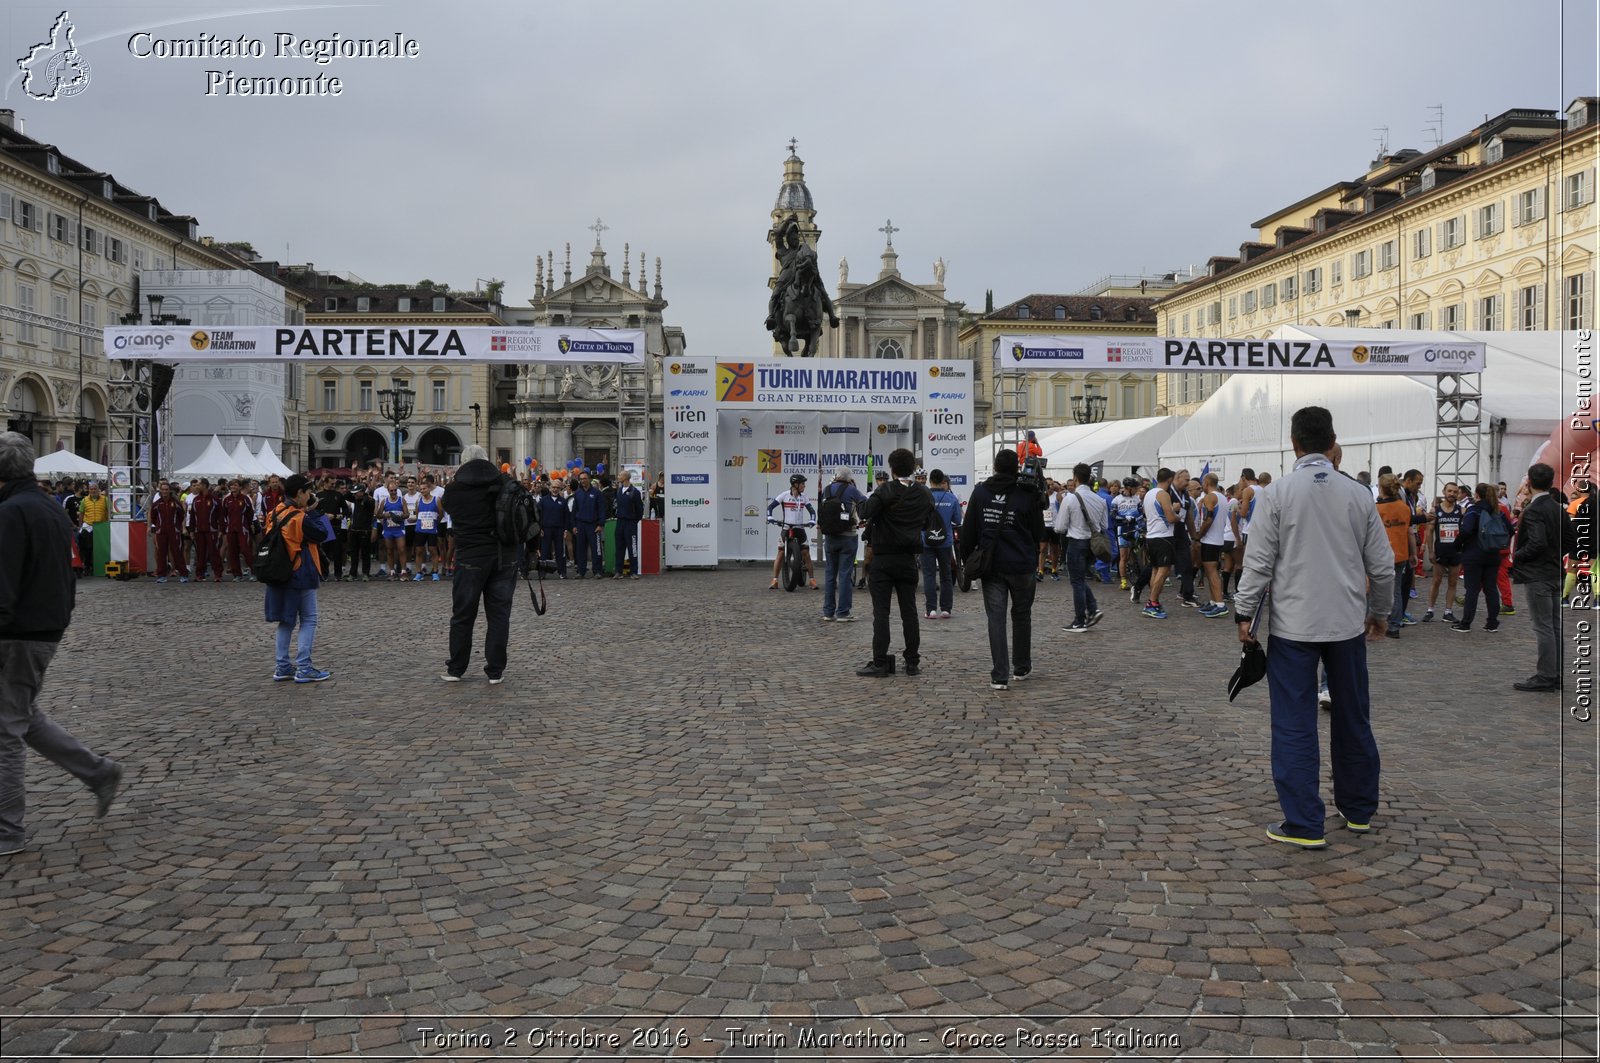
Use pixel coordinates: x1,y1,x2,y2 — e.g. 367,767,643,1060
766,214,839,357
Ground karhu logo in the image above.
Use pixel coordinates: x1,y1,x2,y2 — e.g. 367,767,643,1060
18,11,91,101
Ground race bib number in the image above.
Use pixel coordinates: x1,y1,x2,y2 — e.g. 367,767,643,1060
418,511,437,533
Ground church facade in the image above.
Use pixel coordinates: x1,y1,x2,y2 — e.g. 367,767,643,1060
500,231,686,476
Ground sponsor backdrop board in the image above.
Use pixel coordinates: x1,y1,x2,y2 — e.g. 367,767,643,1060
996,335,1486,375
103,326,645,364
661,358,975,566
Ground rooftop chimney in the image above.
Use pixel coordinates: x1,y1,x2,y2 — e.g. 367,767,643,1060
0,109,17,132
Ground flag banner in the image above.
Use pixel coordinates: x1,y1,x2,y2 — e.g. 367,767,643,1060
996,335,1485,375
103,326,646,364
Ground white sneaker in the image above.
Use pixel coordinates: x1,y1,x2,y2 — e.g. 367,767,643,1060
439,673,462,682
925,611,938,619
938,610,951,619
488,676,504,686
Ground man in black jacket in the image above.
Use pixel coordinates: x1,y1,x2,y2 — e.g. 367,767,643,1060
960,449,1046,690
0,432,122,857
1511,462,1568,693
440,445,517,684
857,448,934,678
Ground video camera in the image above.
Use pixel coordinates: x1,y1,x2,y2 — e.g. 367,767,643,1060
1016,455,1047,493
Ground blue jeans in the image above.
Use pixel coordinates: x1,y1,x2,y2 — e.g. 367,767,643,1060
823,534,858,618
274,588,319,672
920,547,954,614
1266,634,1380,838
1064,537,1099,625
982,570,1036,684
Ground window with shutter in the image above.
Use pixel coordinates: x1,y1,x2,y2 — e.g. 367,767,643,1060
0,192,10,222
1330,260,1343,286
1410,310,1431,330
1569,273,1594,329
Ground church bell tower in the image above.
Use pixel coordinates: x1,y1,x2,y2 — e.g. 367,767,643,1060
769,140,821,354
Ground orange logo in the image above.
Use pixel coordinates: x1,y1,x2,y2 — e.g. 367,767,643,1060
757,449,783,473
716,362,754,402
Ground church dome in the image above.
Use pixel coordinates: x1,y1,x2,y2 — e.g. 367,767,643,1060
774,152,814,213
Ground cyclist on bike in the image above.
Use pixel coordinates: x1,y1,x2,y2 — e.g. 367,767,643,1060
767,472,818,590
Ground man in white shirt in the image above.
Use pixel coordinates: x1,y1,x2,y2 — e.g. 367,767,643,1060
1194,473,1230,617
1052,462,1107,632
1140,468,1180,619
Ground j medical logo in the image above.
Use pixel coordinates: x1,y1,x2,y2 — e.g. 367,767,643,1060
670,496,713,507
668,429,710,440
669,473,710,485
19,11,91,101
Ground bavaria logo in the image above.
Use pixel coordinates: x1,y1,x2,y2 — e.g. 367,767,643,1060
670,473,710,484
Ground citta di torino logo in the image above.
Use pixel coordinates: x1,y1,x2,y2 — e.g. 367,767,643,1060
18,11,91,101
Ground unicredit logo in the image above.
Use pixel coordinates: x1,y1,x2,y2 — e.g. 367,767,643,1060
669,430,710,440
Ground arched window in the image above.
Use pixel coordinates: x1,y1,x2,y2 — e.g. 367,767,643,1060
875,338,904,360
1016,304,1030,320
1089,304,1104,321
1053,305,1067,320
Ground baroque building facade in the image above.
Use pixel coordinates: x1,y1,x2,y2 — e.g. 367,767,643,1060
0,109,306,468
1154,97,1598,415
500,235,686,475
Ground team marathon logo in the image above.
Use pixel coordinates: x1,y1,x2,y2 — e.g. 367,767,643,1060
1351,344,1409,365
18,11,92,101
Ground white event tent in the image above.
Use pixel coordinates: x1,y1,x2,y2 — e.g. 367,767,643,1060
229,439,269,479
255,440,295,478
973,415,1186,482
33,449,109,478
171,434,246,480
1159,328,1569,487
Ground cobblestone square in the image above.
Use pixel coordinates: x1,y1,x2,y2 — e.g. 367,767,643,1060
1,570,1595,1059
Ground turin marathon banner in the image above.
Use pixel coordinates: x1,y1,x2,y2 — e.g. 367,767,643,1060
661,358,976,566
102,325,646,364
996,335,1486,374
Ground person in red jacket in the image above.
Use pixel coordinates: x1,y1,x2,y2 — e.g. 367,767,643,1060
187,480,225,582
148,481,189,583
220,480,256,580
1015,430,1043,464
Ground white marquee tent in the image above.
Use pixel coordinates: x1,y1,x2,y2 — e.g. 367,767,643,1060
171,434,246,480
33,449,109,478
229,439,269,478
255,440,294,478
973,415,1186,482
1159,328,1569,487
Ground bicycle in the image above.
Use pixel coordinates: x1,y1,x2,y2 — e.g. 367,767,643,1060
769,519,814,592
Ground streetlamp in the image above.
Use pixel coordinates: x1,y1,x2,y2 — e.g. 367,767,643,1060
378,383,415,466
1071,384,1108,425
469,402,482,447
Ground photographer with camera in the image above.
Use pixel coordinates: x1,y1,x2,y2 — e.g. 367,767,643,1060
440,446,518,685
960,450,1046,690
856,448,935,677
263,475,335,683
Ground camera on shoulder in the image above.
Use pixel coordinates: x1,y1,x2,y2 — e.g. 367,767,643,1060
1016,455,1047,493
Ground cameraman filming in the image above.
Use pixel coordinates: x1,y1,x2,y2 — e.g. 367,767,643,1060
440,445,516,685
960,449,1046,690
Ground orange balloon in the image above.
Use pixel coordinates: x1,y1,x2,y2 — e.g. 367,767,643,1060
500,462,511,473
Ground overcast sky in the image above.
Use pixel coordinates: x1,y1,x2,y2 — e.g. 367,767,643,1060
5,0,1596,353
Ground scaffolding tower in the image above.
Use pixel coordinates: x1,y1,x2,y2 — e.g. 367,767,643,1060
1434,373,1482,487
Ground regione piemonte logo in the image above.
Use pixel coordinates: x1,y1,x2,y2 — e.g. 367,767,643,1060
18,11,91,101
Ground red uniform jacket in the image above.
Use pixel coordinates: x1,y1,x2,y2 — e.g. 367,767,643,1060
188,493,224,534
222,492,254,533
149,496,186,536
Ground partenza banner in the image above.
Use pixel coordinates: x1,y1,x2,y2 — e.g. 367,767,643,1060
102,326,645,364
995,335,1486,374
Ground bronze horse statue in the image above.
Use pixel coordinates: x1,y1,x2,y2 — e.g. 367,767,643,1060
766,215,839,357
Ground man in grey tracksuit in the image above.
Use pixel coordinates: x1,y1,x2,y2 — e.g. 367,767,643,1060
1233,406,1395,849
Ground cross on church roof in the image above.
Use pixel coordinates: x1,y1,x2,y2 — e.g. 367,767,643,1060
589,217,609,249
879,219,899,249
787,137,799,157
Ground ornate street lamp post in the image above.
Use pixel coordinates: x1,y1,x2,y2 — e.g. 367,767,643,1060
1071,384,1108,425
378,383,415,466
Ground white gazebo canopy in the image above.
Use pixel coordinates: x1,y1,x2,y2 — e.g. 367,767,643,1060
171,434,246,480
255,440,295,478
33,449,109,478
229,438,269,478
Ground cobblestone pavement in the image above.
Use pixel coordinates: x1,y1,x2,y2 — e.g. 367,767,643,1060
1,568,1595,1060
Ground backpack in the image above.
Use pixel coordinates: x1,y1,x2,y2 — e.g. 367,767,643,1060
254,507,297,586
817,485,856,536
1476,506,1511,552
495,478,541,546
